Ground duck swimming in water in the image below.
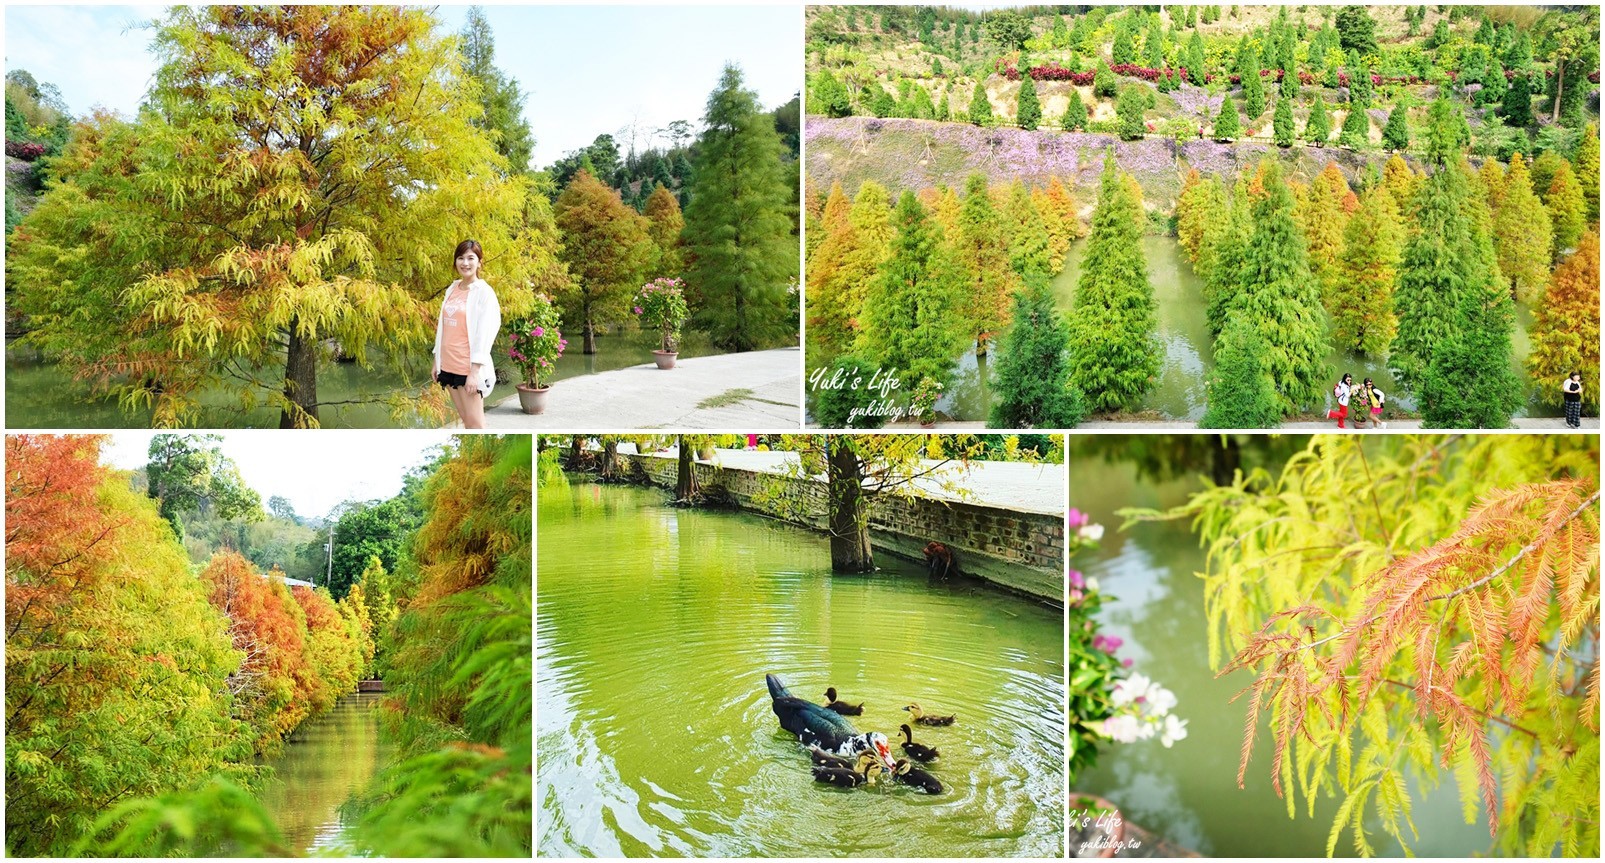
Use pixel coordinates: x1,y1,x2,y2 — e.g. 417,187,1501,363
767,674,896,773
823,687,864,716
812,752,886,787
892,759,944,794
898,724,940,762
903,702,956,726
807,745,856,769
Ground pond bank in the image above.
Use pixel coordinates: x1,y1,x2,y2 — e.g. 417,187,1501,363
611,446,1064,604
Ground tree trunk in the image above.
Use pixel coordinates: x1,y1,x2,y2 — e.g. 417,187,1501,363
827,438,874,573
675,435,701,502
280,321,319,428
1552,58,1564,124
566,435,585,469
583,318,597,355
1210,435,1243,487
600,439,619,481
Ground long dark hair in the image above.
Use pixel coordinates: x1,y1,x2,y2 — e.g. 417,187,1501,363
454,239,485,280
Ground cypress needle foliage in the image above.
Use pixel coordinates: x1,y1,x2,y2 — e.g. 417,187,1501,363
858,191,968,388
1067,157,1160,412
555,170,652,355
1094,64,1118,99
1203,178,1253,338
1334,186,1402,355
1273,96,1294,147
1527,233,1600,411
1577,123,1600,224
1186,32,1207,85
1306,96,1332,145
808,70,853,118
1214,94,1240,141
953,174,1019,352
1062,90,1088,131
460,7,534,176
1116,85,1148,140
1003,183,1053,279
1112,21,1136,66
1200,315,1282,428
1501,69,1534,128
1492,153,1554,303
1234,160,1330,415
812,353,890,429
1381,105,1410,150
1016,74,1041,129
1300,164,1353,315
1242,56,1265,120
968,81,993,126
1418,270,1523,428
1544,161,1586,263
988,277,1086,428
683,64,798,352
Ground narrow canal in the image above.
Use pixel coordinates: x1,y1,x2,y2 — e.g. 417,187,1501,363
537,482,1065,857
255,692,392,855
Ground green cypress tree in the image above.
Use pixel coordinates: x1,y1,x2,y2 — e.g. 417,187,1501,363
460,7,534,176
1279,64,1297,99
1333,186,1402,355
1186,32,1208,85
1417,267,1523,428
1113,21,1136,66
1016,74,1042,129
954,174,1018,353
1203,178,1253,338
1003,182,1053,278
968,81,993,126
988,276,1087,428
1381,105,1410,150
1214,94,1240,141
1577,122,1600,224
1492,152,1554,303
809,70,853,118
1273,96,1294,147
907,83,936,120
869,86,896,118
683,64,797,352
1200,315,1282,428
1061,89,1088,131
1500,70,1533,128
1306,96,1332,146
1339,103,1370,149
1066,156,1160,412
1116,85,1147,140
1234,160,1330,415
1094,64,1118,98
933,82,950,121
1144,16,1165,69
1242,55,1265,119
1545,160,1586,262
857,191,968,387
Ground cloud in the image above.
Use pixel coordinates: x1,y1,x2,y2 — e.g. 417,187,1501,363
4,5,165,118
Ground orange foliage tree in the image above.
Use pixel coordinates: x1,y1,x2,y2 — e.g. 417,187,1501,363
200,552,312,753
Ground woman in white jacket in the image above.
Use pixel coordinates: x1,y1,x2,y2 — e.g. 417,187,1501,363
432,239,502,429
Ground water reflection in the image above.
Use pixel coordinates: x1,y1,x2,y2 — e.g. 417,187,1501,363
257,692,391,854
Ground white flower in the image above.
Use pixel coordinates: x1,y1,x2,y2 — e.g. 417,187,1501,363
1103,714,1141,743
1160,714,1189,748
1079,523,1105,541
1144,684,1178,717
1111,673,1152,708
1086,577,1100,593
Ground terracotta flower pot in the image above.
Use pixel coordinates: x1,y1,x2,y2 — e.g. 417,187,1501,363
653,350,677,370
516,383,550,415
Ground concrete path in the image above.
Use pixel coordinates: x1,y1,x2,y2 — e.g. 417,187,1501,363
474,348,801,430
627,445,1065,515
1077,417,1600,431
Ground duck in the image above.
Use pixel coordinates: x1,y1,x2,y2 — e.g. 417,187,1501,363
812,752,886,788
823,686,864,716
767,674,896,773
898,724,940,762
807,745,856,769
903,702,956,726
892,759,944,794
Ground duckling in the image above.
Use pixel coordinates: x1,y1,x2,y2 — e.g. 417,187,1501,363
892,758,944,794
811,752,884,787
807,745,856,769
903,702,956,726
898,724,940,762
823,687,864,716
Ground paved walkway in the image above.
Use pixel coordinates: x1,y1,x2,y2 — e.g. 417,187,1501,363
1077,417,1600,430
473,348,801,430
628,445,1065,515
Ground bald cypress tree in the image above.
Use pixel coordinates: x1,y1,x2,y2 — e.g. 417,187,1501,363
857,191,968,387
1003,182,1053,279
953,174,1019,353
683,64,798,351
1203,177,1252,338
1201,315,1282,428
1016,74,1042,129
1545,160,1586,263
1067,157,1159,412
1334,186,1402,355
1306,96,1332,146
989,276,1086,428
1234,160,1330,415
1492,152,1553,303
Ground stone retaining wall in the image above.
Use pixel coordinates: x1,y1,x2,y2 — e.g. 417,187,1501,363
620,451,1063,604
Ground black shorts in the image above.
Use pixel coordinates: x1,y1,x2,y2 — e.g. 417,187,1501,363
435,371,469,389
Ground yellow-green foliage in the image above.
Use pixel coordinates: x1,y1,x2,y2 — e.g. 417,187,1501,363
1125,435,1599,857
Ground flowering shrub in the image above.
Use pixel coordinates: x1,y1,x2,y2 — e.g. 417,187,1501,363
505,295,566,389
631,277,689,354
1067,505,1186,781
6,141,46,161
909,375,943,423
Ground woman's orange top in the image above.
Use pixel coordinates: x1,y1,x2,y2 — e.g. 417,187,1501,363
439,282,472,375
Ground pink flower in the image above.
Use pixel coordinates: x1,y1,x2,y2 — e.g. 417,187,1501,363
1068,508,1088,528
532,326,545,337
634,306,643,314
1092,634,1123,654
1069,570,1084,589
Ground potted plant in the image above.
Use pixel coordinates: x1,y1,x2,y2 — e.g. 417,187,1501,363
910,376,944,428
506,295,567,415
633,277,689,370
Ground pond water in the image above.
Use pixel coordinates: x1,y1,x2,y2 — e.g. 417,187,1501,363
1067,447,1491,857
4,329,720,428
936,236,1548,423
536,482,1065,858
256,691,392,855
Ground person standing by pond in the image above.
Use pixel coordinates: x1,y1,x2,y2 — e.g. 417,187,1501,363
1328,374,1352,429
1366,379,1386,429
432,240,502,429
1562,371,1584,429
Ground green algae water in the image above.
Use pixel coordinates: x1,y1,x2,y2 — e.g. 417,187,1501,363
256,692,392,854
537,482,1065,857
935,236,1549,423
1068,451,1490,857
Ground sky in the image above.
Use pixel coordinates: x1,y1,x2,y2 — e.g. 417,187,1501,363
100,431,456,521
4,3,802,168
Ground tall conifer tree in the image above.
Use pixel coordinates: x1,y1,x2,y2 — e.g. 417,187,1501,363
988,277,1086,428
1067,157,1159,412
1333,186,1402,355
857,192,968,387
